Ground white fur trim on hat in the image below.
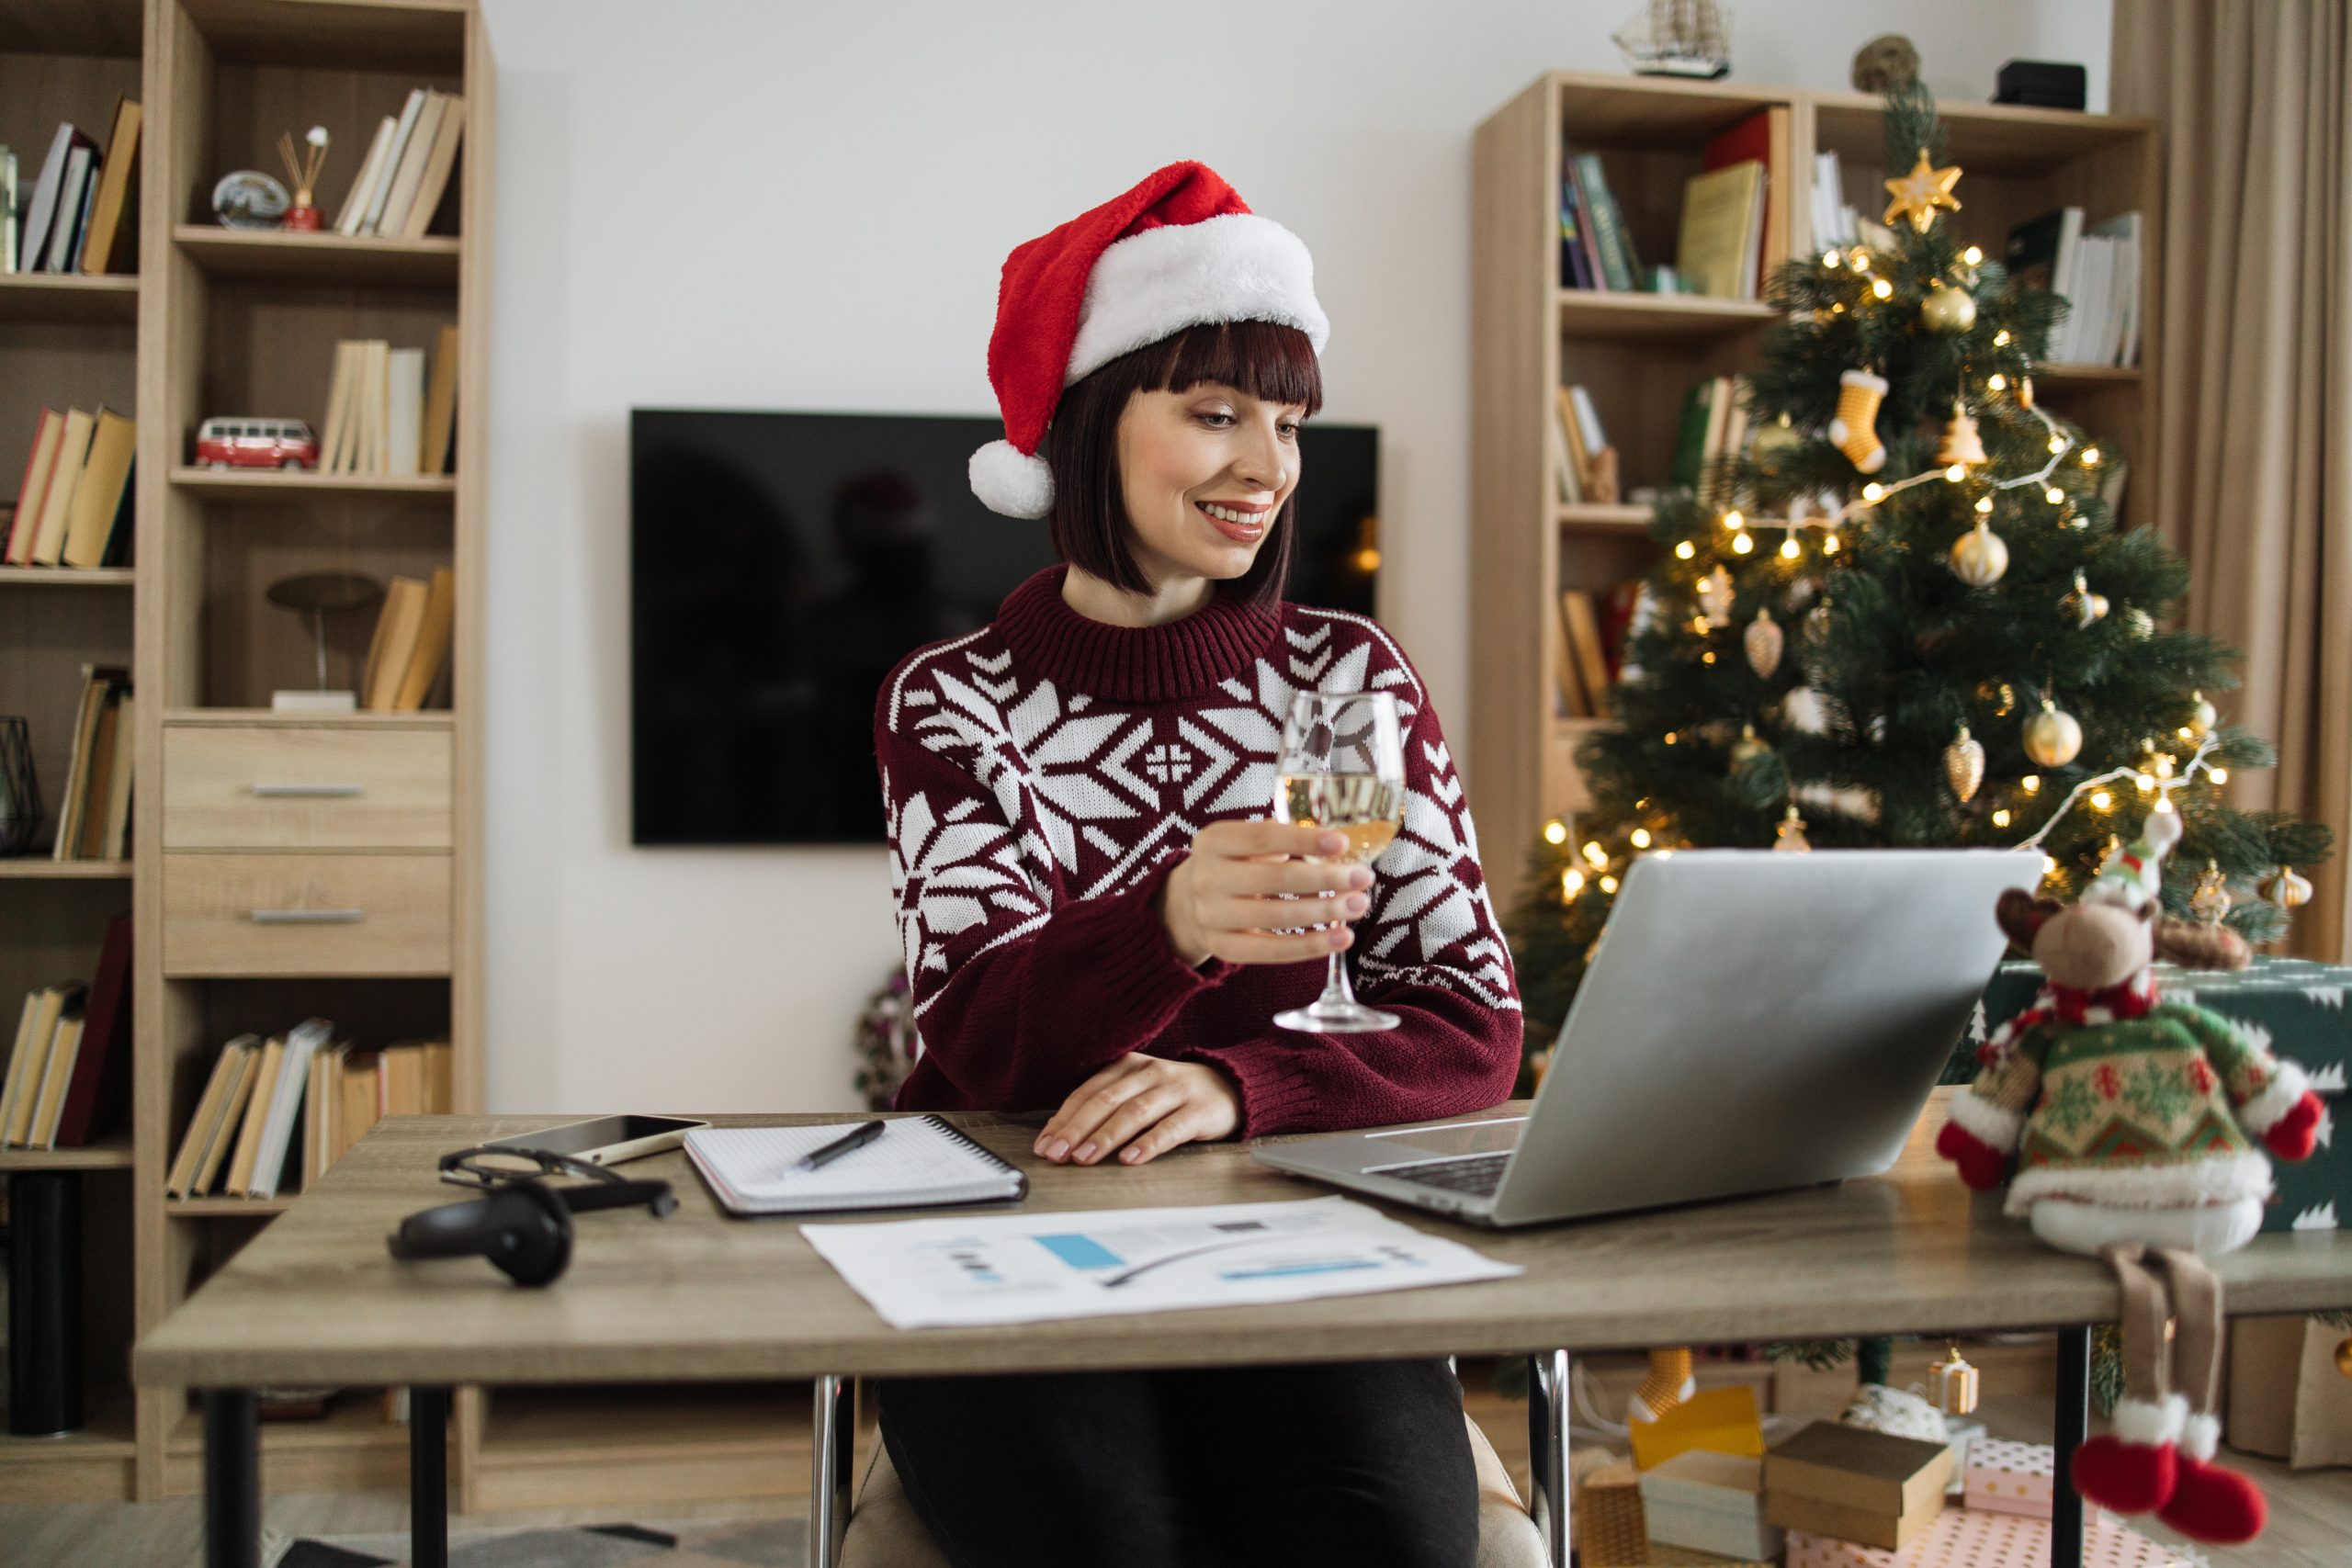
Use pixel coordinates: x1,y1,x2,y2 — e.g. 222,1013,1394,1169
2110,1393,2188,1448
1066,212,1329,385
2006,1152,2277,1216
969,438,1054,520
1947,1089,2027,1153
2236,1057,2312,1136
2180,1410,2222,1462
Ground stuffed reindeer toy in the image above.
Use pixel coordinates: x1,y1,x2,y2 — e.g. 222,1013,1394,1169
1936,807,2324,1545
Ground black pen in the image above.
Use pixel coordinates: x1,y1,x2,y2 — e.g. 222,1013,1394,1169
786,1120,886,1176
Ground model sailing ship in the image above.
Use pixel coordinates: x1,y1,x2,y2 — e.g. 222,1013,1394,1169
1613,0,1732,80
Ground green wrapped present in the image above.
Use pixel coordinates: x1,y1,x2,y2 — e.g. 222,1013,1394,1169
1957,955,2350,1233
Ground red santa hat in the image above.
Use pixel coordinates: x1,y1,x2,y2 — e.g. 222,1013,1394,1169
969,161,1329,519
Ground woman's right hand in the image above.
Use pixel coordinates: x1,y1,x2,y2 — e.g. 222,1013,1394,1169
1156,819,1374,969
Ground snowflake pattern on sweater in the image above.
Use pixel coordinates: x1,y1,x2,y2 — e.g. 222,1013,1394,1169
874,566,1522,1138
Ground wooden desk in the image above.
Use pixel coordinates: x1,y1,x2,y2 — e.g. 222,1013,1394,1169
137,1100,2352,1568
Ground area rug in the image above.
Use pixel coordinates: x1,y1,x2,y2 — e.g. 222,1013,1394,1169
264,1515,808,1568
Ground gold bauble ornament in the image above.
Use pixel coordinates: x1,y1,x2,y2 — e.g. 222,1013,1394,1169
1749,418,1803,476
2335,1336,2352,1380
2062,570,2109,628
1922,283,1977,333
1730,723,1770,769
2187,690,2218,738
1745,609,1784,680
2190,861,2234,925
2259,864,2314,910
2023,700,2084,768
1950,522,2009,586
1944,725,1986,804
1773,802,1811,854
1883,149,1963,234
1935,402,1987,466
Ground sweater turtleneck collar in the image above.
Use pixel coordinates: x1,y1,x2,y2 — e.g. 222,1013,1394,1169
993,564,1283,705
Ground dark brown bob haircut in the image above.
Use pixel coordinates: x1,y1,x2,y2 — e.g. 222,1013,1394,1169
1043,318,1324,611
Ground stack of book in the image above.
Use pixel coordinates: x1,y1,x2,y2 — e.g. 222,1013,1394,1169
336,87,466,240
165,1021,452,1200
1804,152,1899,257
1552,385,1619,505
1673,374,1753,503
0,915,133,1149
359,565,456,711
2006,208,2143,367
6,406,136,568
1559,146,1641,291
3,98,141,276
1563,107,1785,299
51,663,134,861
318,326,459,477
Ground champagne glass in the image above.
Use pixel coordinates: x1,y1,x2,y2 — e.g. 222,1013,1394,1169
1272,691,1406,1033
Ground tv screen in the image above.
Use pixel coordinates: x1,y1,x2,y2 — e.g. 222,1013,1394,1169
630,409,1379,846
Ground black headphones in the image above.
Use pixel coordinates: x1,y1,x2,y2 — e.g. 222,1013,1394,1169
386,1145,677,1286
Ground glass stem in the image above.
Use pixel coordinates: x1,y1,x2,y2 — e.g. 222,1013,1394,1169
1317,926,1358,1011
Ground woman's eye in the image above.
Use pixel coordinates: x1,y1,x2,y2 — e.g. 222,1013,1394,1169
1280,423,1300,439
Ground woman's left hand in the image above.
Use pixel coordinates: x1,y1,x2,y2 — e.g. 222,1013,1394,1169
1033,1054,1240,1167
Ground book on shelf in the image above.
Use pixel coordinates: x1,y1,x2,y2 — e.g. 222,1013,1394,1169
1676,160,1766,300
359,566,456,711
8,405,135,568
1558,590,1613,718
52,912,132,1147
1,147,17,275
167,1024,451,1201
77,97,141,276
320,332,458,477
51,664,133,862
18,122,95,273
1672,376,1750,501
2007,207,2141,367
1568,151,1640,291
1699,106,1788,294
337,87,466,240
1555,386,1619,505
1,981,86,1146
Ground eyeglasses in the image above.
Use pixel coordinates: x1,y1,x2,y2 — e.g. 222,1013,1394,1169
438,1145,678,1218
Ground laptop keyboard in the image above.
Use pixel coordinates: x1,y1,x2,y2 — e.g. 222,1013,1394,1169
1385,1153,1509,1198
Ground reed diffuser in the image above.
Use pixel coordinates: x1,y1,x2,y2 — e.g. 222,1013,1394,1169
278,125,330,230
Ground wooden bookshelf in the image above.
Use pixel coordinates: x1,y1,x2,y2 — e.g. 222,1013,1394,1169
1471,71,2163,911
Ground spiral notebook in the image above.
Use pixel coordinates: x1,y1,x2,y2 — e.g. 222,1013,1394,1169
684,1116,1027,1215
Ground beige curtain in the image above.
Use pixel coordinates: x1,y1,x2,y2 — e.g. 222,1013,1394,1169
2113,0,2352,962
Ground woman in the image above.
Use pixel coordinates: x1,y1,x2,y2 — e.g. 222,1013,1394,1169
873,162,1522,1568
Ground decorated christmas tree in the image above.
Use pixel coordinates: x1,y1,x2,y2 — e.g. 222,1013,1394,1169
1505,84,2330,1063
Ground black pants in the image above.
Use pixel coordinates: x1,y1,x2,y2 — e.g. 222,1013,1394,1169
876,1358,1479,1568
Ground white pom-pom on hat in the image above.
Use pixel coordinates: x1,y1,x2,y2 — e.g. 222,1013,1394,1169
969,439,1054,521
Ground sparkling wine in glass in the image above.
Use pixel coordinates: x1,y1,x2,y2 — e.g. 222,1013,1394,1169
1272,691,1406,1033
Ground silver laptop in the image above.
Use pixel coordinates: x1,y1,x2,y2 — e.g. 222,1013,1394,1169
1253,848,2030,1227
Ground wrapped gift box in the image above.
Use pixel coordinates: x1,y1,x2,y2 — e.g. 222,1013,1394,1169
2226,1313,2352,1468
1970,954,2350,1233
1628,1383,1767,1471
1962,1438,2055,1517
1640,1449,1783,1562
1765,1421,1953,1550
1787,1508,2192,1566
1580,1455,1651,1566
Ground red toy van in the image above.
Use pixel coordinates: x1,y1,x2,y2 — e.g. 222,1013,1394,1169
195,417,320,470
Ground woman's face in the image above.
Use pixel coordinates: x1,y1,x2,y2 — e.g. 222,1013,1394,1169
1114,380,1306,588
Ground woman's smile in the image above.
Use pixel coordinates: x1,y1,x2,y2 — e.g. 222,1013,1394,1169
1196,499,1271,541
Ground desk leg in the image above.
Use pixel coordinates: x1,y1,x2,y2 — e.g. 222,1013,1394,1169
810,1373,855,1568
1527,1350,1571,1568
203,1389,259,1568
2052,1326,2089,1568
411,1385,451,1568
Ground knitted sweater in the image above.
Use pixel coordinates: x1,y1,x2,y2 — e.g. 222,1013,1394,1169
873,564,1522,1138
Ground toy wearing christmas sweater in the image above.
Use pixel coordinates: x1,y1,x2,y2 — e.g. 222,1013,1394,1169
1936,807,2324,1546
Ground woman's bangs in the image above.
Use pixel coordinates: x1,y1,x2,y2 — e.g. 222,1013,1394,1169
1149,321,1324,417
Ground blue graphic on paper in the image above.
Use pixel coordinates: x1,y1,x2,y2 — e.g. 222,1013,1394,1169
1035,1234,1124,1269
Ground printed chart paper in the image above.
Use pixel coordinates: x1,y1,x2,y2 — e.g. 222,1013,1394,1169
801,1195,1520,1328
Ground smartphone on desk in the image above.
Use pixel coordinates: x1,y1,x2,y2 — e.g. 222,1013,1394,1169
481,1114,709,1167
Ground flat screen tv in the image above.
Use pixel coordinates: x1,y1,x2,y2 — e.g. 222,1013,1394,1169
630,409,1379,846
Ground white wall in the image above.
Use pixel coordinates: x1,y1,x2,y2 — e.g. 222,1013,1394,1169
476,0,2111,1115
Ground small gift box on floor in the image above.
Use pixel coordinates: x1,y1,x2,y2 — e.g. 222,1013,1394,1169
1579,1455,1651,1566
1765,1421,1952,1551
1638,1449,1782,1562
1787,1507,2193,1566
1962,1438,2056,1517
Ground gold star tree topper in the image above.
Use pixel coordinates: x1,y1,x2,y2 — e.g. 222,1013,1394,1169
1883,148,1962,233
